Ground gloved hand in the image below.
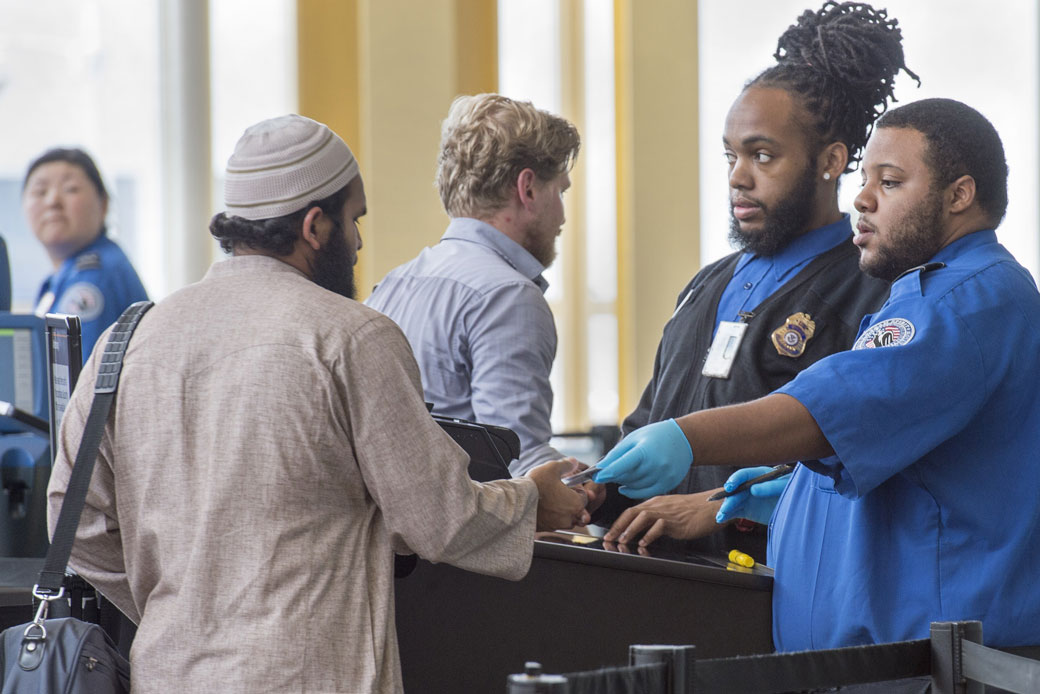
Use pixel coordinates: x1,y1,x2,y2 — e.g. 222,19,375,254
715,465,792,525
593,419,693,499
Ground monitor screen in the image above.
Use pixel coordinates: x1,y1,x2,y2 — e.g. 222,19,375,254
0,314,48,431
0,327,36,413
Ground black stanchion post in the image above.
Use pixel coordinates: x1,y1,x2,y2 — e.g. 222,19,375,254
507,661,570,693
630,644,696,694
930,620,984,694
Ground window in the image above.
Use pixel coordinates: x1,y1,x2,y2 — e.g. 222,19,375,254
0,0,298,314
499,0,619,432
0,0,161,310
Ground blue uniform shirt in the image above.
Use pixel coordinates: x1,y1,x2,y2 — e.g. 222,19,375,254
35,234,148,361
769,229,1040,651
713,215,851,336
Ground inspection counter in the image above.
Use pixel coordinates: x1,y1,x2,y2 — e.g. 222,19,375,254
394,530,774,692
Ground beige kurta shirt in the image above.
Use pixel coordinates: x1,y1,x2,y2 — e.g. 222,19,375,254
47,255,538,693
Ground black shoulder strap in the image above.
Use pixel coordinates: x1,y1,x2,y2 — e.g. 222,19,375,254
36,301,154,595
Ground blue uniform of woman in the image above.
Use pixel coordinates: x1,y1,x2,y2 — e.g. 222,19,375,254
770,229,1040,650
35,234,148,361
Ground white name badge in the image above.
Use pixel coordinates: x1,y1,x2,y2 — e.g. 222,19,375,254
702,320,748,379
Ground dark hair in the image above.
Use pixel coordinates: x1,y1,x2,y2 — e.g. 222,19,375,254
23,147,109,201
209,184,351,255
749,1,920,172
878,98,1009,227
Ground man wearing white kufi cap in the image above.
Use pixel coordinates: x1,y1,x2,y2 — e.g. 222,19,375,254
48,113,589,693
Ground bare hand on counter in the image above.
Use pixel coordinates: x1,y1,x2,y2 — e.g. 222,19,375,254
601,538,650,557
528,458,592,531
602,488,726,547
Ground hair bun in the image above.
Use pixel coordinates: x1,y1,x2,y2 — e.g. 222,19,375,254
750,1,921,171
775,2,920,96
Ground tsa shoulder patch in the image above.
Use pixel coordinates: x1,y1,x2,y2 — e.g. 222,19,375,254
853,317,915,350
74,252,102,271
56,282,105,322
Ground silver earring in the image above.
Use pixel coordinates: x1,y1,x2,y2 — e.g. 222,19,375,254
823,172,832,181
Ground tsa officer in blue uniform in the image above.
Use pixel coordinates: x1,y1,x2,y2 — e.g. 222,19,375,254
23,148,148,360
595,98,1040,653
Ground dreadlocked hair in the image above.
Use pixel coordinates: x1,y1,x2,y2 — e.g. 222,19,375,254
749,1,920,172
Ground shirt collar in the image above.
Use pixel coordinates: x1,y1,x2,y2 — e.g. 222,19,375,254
37,234,111,307
888,229,998,300
204,254,309,282
441,217,549,292
930,228,997,265
735,214,852,282
53,234,109,279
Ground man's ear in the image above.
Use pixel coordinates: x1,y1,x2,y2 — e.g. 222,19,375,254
819,141,849,182
947,174,977,215
301,206,324,251
516,168,538,211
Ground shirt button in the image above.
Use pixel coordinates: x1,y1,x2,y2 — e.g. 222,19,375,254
743,282,753,290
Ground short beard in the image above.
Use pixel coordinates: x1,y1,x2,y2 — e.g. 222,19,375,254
860,189,945,282
522,222,558,268
728,164,817,257
311,222,357,299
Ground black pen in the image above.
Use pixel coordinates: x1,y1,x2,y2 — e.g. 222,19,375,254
0,400,49,436
707,463,796,501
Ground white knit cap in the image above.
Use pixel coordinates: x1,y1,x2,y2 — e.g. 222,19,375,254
224,114,359,220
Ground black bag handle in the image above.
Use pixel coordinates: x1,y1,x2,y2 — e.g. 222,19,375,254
35,301,154,598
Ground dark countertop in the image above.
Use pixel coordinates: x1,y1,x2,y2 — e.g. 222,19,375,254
534,530,773,590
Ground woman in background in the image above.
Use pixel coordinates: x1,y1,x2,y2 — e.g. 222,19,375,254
23,147,148,360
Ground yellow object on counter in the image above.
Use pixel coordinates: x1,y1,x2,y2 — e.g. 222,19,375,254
728,549,755,568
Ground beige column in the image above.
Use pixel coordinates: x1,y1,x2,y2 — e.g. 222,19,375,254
298,0,497,301
614,0,700,418
557,0,589,429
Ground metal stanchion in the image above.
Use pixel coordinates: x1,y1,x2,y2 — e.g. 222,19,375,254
507,662,570,693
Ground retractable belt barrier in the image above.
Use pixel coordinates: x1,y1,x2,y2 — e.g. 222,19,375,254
962,639,1040,693
693,638,930,692
509,621,1040,694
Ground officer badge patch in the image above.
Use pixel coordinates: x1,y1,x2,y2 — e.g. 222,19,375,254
853,317,915,350
771,312,816,358
56,282,105,322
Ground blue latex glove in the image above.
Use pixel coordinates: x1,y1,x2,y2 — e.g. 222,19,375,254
593,419,693,498
715,465,792,525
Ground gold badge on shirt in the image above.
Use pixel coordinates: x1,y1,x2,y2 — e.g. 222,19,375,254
771,312,816,358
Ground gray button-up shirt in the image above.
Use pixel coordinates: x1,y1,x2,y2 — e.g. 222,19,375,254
366,217,561,474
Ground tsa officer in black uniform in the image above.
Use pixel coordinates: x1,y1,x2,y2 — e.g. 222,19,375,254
595,2,917,559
